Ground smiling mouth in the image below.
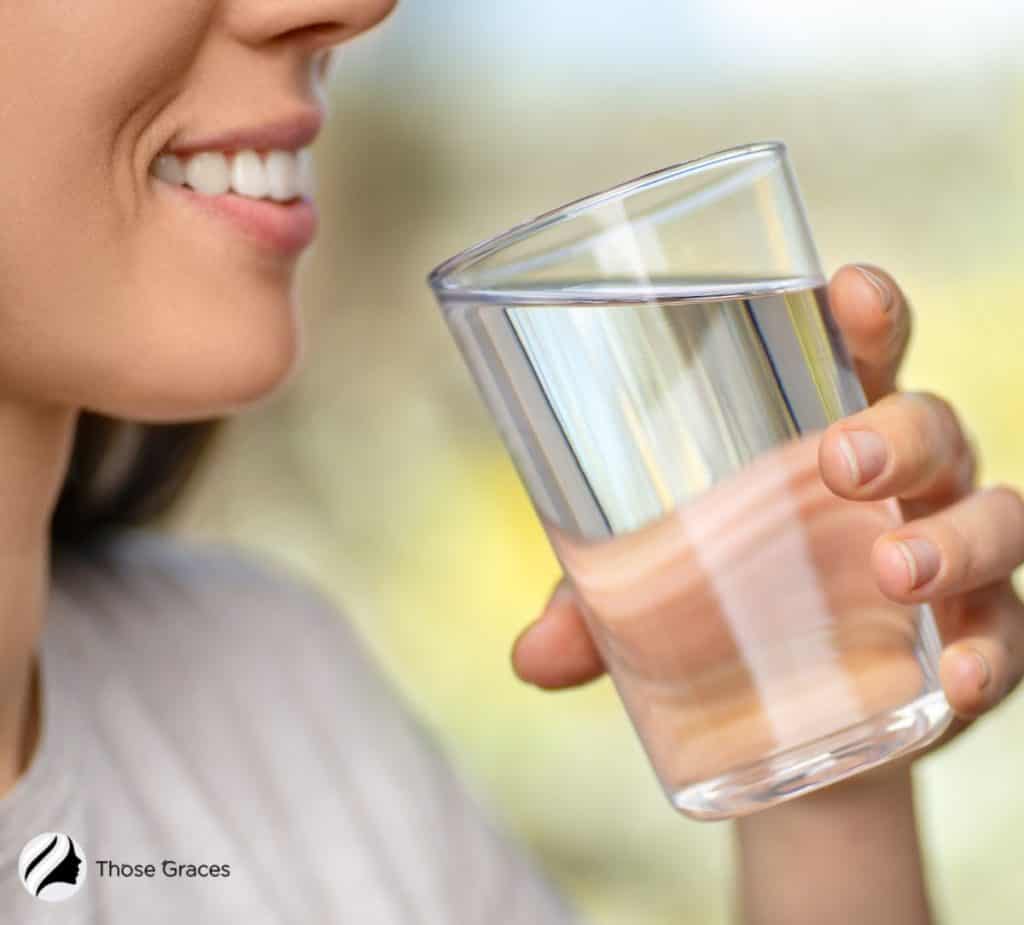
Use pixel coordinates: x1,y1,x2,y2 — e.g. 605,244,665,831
151,147,320,257
150,147,316,203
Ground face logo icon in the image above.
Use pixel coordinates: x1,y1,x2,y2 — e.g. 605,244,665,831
18,833,87,902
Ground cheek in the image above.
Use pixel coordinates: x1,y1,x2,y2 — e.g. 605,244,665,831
0,158,303,422
0,0,208,255
0,0,300,419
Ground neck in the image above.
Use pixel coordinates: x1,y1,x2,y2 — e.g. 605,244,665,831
0,397,77,797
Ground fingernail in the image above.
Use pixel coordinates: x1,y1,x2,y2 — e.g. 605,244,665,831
963,648,992,692
892,538,942,590
856,265,894,313
838,430,888,485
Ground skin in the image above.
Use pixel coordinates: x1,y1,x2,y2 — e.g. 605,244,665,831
514,264,1024,924
0,0,396,795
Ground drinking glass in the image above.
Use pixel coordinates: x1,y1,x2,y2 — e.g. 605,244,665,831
427,142,952,819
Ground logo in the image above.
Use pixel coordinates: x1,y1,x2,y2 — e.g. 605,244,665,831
18,833,87,902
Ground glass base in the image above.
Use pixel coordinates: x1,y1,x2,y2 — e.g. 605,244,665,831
670,690,952,820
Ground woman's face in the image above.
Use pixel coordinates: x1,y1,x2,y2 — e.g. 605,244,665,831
0,0,395,420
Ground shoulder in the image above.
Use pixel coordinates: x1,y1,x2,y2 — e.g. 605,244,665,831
50,527,460,806
52,525,357,650
47,529,580,923
57,526,339,623
48,526,389,713
49,525,435,779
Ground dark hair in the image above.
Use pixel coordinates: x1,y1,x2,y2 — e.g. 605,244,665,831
51,412,224,551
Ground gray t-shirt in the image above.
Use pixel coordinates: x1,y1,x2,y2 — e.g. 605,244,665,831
0,528,579,923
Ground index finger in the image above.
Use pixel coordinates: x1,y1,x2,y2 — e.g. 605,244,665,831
828,264,912,403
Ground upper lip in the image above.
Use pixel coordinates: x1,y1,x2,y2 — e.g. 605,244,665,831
163,108,324,157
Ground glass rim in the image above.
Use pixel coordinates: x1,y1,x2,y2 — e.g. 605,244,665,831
428,140,788,301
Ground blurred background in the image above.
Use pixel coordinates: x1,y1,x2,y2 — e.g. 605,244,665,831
171,2,1024,922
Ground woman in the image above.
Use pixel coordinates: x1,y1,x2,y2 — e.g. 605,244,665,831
0,1,1020,922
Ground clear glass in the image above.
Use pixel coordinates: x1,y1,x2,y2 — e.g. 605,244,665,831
428,142,952,820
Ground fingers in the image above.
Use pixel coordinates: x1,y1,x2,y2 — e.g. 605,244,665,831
819,391,976,507
511,580,605,689
828,264,912,403
870,484,1024,602
937,584,1024,718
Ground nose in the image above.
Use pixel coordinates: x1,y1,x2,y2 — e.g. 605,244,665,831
227,0,397,53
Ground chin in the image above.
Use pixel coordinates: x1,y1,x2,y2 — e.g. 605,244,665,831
105,293,305,422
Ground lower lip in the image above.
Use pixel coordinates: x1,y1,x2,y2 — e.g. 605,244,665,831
155,180,319,256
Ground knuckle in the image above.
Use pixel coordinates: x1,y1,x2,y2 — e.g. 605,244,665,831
1004,611,1024,698
896,392,938,462
988,482,1024,512
1003,669,1022,704
914,390,957,432
901,391,964,485
958,429,981,491
988,483,1024,543
934,395,968,452
942,513,976,587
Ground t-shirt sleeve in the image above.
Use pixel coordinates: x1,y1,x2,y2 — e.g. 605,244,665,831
136,532,584,924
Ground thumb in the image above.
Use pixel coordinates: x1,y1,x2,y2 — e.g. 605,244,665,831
511,580,606,689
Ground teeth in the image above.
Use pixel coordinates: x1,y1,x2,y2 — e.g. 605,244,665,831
151,148,315,202
265,151,298,202
231,150,269,199
153,154,185,185
186,152,230,196
297,149,317,199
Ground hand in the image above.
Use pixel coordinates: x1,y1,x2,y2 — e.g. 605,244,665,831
511,264,1024,759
